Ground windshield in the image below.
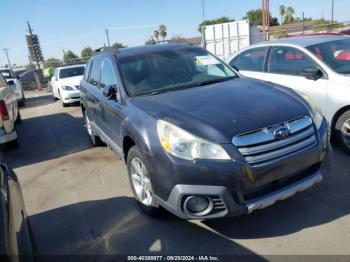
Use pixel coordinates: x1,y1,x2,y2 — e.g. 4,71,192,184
59,66,85,79
0,70,15,80
118,46,237,96
307,39,350,74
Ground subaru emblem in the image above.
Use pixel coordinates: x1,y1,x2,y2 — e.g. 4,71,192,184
273,127,290,140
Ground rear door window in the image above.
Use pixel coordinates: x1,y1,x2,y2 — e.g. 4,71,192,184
229,47,268,72
89,59,102,88
268,47,318,76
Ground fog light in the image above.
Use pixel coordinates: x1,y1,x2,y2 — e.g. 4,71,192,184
185,196,210,214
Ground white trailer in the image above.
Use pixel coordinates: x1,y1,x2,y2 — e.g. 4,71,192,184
204,19,264,60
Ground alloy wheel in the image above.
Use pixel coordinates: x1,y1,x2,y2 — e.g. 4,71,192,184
130,157,153,206
341,118,350,147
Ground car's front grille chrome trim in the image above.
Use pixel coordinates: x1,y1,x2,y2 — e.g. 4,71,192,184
232,116,317,166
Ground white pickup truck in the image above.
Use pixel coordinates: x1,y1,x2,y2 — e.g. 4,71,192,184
0,74,21,145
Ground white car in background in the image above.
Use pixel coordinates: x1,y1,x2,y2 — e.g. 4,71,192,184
227,35,350,154
0,74,21,145
51,64,85,107
0,69,25,106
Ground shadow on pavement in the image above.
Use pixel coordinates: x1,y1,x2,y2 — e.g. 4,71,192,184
204,148,350,239
4,112,92,169
28,197,262,258
22,94,56,109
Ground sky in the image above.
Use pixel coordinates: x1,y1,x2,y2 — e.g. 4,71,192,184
1,0,349,66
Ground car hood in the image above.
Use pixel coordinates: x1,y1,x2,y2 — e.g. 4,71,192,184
132,77,311,143
58,76,83,87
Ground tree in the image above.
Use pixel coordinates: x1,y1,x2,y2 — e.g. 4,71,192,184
312,18,343,32
81,47,92,59
44,57,61,68
25,64,36,70
159,24,167,41
279,5,286,24
284,6,295,24
63,50,80,64
168,34,186,44
198,16,235,33
153,30,160,42
112,42,127,49
243,9,279,26
145,36,156,45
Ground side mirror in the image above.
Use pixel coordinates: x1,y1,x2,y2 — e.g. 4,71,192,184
16,75,20,80
301,67,323,80
7,80,15,86
103,85,116,99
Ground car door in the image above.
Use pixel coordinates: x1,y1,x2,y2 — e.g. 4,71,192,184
97,58,124,154
228,47,269,80
262,46,328,113
84,59,104,128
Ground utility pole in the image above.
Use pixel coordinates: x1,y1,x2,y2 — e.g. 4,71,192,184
105,29,111,47
331,0,335,22
302,12,305,35
26,21,41,70
2,48,12,69
201,0,206,48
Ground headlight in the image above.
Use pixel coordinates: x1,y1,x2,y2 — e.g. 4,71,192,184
300,94,324,129
157,119,231,161
62,86,74,91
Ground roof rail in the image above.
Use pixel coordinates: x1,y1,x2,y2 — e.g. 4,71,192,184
152,39,193,45
92,46,119,56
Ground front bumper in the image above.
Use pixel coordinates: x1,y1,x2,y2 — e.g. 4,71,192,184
61,91,80,103
151,118,331,219
0,128,17,144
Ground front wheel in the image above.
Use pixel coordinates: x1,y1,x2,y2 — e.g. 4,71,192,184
127,146,162,216
335,110,350,155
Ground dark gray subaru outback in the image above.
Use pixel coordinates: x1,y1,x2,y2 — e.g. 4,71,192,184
80,44,330,219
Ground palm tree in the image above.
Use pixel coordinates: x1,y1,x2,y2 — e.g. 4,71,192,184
285,6,295,24
279,5,286,24
153,30,160,42
159,24,167,41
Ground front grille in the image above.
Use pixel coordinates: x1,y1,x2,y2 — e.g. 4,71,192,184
232,116,317,167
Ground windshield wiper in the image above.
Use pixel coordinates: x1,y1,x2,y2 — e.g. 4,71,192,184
136,76,236,97
196,76,236,87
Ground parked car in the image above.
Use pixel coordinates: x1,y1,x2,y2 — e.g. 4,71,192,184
0,156,35,260
80,44,330,220
339,29,350,36
51,64,85,107
0,74,20,146
0,69,25,107
227,35,350,154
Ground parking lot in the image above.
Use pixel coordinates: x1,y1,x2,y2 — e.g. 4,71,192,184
5,90,350,257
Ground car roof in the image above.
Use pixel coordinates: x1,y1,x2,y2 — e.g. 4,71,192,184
93,43,199,59
56,64,86,70
253,35,349,48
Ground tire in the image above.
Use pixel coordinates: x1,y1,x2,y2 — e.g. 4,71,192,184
83,111,103,146
335,110,350,155
127,146,162,216
62,101,68,107
15,110,22,124
6,139,18,150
